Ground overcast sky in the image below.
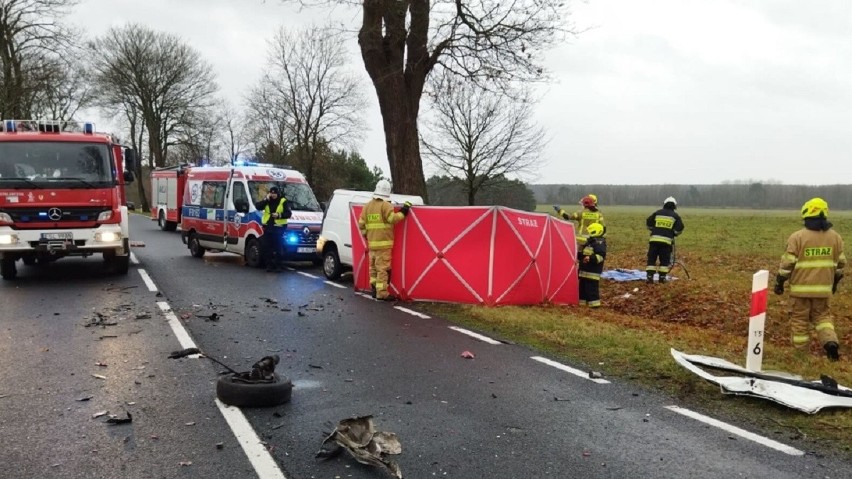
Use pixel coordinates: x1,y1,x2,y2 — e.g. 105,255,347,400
69,0,852,186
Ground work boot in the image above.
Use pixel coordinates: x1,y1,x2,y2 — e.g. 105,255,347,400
824,342,840,361
646,274,654,284
370,284,377,298
658,274,667,284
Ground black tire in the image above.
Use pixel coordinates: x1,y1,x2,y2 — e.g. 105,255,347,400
158,211,177,232
188,233,206,258
216,373,292,408
245,237,262,268
322,247,342,280
111,253,130,275
21,255,36,266
1,258,17,280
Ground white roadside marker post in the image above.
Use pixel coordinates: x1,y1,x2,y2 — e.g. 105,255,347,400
746,270,769,371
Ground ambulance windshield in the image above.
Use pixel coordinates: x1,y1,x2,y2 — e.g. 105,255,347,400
0,141,113,188
249,181,321,212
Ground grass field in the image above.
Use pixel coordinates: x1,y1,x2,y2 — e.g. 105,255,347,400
420,205,852,453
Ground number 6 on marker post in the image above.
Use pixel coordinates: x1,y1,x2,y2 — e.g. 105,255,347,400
746,270,769,371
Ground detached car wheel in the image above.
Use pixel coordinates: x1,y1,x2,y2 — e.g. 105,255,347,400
216,373,293,408
323,248,342,280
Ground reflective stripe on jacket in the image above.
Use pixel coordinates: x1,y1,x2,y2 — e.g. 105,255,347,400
646,207,684,244
559,208,604,244
778,228,846,298
358,198,405,250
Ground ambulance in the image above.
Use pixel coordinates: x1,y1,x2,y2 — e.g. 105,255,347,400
178,163,323,267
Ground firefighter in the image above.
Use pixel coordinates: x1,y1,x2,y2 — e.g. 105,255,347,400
358,180,411,300
578,222,607,308
774,197,845,361
553,194,604,245
254,186,292,272
645,196,685,284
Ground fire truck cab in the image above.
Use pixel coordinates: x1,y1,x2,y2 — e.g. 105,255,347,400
0,120,137,280
179,163,323,268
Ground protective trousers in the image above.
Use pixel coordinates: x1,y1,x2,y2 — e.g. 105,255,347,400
646,242,672,279
578,277,601,308
262,225,284,270
789,297,838,348
369,249,393,299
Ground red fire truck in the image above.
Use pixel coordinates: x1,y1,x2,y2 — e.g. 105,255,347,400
0,120,137,280
150,164,189,231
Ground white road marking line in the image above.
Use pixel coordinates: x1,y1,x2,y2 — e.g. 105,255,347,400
130,252,139,264
356,292,377,301
285,267,296,271
531,356,611,384
449,326,501,345
297,271,318,279
138,269,158,292
665,405,804,456
324,281,347,289
394,306,431,319
215,399,288,478
157,302,198,351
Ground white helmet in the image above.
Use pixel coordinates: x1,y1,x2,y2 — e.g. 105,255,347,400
374,179,392,199
664,196,677,206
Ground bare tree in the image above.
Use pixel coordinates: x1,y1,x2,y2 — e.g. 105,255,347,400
284,0,573,198
0,0,80,119
421,74,546,205
246,24,365,184
31,55,93,121
89,24,218,168
219,101,249,165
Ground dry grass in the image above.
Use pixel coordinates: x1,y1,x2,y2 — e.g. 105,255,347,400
420,206,852,453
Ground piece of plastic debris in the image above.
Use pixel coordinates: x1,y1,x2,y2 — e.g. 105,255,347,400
95,362,107,367
589,371,603,379
91,374,107,380
178,461,192,467
185,422,196,426
105,412,132,425
461,351,475,359
92,411,108,419
316,415,402,478
216,443,224,450
76,396,94,402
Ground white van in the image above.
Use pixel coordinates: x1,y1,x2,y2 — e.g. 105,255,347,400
316,189,424,280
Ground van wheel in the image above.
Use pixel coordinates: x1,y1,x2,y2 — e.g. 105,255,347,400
1,258,17,280
188,233,206,258
245,238,261,268
322,247,342,280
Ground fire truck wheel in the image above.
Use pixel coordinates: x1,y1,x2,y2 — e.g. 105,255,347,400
22,255,36,266
188,233,206,258
0,258,17,280
216,373,292,408
245,238,262,268
158,211,177,232
322,248,342,280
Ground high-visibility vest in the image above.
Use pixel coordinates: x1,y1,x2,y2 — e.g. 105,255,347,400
262,199,288,226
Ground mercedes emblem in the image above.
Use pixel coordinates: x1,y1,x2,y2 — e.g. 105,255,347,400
48,207,63,221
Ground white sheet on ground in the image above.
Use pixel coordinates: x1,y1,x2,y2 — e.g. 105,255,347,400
671,348,852,414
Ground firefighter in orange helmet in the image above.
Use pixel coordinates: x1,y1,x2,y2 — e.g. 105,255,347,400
774,198,845,361
553,194,604,245
357,180,412,300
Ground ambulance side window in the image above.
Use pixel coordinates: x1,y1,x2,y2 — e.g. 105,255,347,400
232,182,249,212
200,181,226,209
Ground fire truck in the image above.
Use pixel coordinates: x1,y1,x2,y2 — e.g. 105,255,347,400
150,164,189,231
0,120,137,280
151,163,324,267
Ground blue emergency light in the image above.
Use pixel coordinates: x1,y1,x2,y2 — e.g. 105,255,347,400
4,120,15,132
286,233,299,245
83,122,94,134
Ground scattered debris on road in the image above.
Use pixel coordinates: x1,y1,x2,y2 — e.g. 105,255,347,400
461,351,475,359
589,371,604,379
85,312,117,328
92,411,108,419
76,395,93,402
91,374,107,380
105,412,132,425
316,415,403,479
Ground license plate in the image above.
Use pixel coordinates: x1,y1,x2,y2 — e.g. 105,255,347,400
296,247,316,254
41,232,72,241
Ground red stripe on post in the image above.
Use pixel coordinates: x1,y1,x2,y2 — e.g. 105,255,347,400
750,288,768,317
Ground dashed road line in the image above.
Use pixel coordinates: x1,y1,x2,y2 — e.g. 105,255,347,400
449,326,501,345
324,281,347,289
394,306,431,319
130,252,140,265
356,292,377,301
297,271,319,279
531,356,611,384
665,406,804,456
215,399,288,479
138,269,158,292
157,301,197,351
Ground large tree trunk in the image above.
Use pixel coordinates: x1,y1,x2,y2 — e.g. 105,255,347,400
375,83,426,197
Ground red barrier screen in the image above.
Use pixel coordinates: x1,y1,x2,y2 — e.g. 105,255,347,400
350,205,578,305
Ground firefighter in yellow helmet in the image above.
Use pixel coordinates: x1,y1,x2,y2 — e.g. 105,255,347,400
577,222,607,308
554,194,604,245
358,179,412,300
774,198,845,361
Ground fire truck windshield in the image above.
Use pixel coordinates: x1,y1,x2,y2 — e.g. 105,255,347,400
0,141,113,188
249,181,321,212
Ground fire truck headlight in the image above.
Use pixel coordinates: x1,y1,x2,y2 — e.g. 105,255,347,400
0,233,18,245
95,231,120,243
0,212,12,223
97,210,113,221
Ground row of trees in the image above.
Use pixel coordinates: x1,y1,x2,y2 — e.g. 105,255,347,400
535,184,852,210
1,0,569,210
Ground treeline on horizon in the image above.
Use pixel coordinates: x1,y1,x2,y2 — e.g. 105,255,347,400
531,184,852,210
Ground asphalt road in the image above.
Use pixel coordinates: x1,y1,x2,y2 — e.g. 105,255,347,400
0,213,849,479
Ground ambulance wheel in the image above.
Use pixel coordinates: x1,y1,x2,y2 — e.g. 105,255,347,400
188,233,206,258
322,248,342,280
216,373,292,408
1,258,17,280
245,238,262,268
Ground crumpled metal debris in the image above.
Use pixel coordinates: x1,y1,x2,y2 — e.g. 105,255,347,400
316,415,402,478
